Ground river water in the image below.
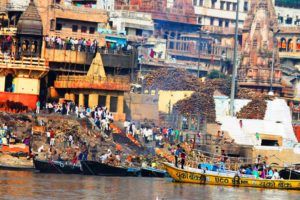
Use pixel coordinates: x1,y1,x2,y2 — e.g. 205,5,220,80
0,170,299,200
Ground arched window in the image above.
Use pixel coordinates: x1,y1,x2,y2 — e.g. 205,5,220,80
287,39,293,52
296,38,300,52
280,38,287,51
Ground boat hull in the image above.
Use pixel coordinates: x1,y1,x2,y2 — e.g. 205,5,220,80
141,167,167,178
0,164,34,171
81,161,129,176
34,159,81,174
163,163,300,190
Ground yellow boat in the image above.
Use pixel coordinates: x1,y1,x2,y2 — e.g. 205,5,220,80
163,162,300,190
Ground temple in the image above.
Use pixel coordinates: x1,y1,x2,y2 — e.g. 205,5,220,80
238,0,282,95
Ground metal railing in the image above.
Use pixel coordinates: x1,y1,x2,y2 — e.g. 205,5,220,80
0,55,49,69
56,75,130,84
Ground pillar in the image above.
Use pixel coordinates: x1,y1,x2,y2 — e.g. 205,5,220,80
106,95,110,111
0,76,5,92
79,93,84,107
64,93,70,100
89,93,98,108
69,93,75,102
117,95,124,114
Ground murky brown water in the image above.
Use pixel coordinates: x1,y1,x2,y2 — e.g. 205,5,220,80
0,170,299,200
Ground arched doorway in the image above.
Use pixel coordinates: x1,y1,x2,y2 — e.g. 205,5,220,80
280,38,287,52
5,74,13,92
287,39,293,52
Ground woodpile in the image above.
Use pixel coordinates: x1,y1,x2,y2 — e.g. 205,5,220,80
237,88,269,100
236,99,267,119
143,68,201,91
173,79,231,123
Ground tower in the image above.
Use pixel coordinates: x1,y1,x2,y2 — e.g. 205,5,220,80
238,0,282,94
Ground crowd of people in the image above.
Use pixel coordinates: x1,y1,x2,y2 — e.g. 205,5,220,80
239,161,281,180
44,36,134,54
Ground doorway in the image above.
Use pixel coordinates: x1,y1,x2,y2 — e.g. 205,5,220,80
5,74,13,92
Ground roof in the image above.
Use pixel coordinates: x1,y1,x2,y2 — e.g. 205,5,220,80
17,0,43,36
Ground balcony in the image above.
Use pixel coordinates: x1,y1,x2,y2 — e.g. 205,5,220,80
54,75,130,91
279,52,300,59
45,46,136,68
0,27,17,36
0,55,49,78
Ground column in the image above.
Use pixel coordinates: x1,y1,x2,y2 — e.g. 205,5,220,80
117,95,124,114
79,93,84,107
106,95,111,111
89,93,98,108
0,76,5,92
69,93,75,102
64,93,70,100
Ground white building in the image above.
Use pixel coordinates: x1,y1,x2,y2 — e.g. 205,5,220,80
6,0,30,11
193,0,250,28
193,0,300,29
96,0,115,11
109,10,154,37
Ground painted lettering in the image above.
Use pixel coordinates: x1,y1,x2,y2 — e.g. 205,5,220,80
278,182,292,189
259,181,275,188
215,177,229,184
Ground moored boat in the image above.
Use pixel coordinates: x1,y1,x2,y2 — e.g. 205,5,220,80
279,169,300,180
81,160,129,176
141,167,167,178
34,159,82,174
163,162,300,190
0,164,35,171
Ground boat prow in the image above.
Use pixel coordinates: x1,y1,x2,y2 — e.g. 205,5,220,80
163,162,300,190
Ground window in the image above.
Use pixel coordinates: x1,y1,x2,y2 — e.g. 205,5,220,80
56,23,62,31
50,19,55,31
193,0,197,6
278,16,283,24
220,1,225,10
244,1,248,12
89,27,95,34
211,0,217,9
226,2,231,11
286,15,293,25
200,0,204,6
218,19,223,27
72,25,78,32
210,18,214,26
233,3,237,11
81,26,87,33
225,20,229,27
197,17,202,24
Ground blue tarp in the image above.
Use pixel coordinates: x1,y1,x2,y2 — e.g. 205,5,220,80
105,36,127,46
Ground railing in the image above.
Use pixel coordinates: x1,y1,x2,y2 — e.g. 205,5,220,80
110,10,152,20
56,75,130,83
238,77,281,85
0,55,49,70
201,25,243,35
53,3,107,15
280,26,300,33
0,27,17,36
54,75,131,91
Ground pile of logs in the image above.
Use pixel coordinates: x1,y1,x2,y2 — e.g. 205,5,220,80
237,88,269,100
0,100,28,113
143,68,201,91
173,79,231,123
236,99,267,119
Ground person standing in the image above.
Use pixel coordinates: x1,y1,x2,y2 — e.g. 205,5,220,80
181,149,186,169
36,100,40,114
175,144,181,168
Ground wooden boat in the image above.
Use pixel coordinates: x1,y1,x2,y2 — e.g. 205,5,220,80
81,160,129,176
279,169,300,180
141,167,167,178
34,159,82,174
127,167,141,177
0,164,35,171
163,162,300,190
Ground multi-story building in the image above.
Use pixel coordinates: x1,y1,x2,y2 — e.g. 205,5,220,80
193,0,250,28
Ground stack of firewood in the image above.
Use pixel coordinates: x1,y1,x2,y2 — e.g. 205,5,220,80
236,99,267,119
